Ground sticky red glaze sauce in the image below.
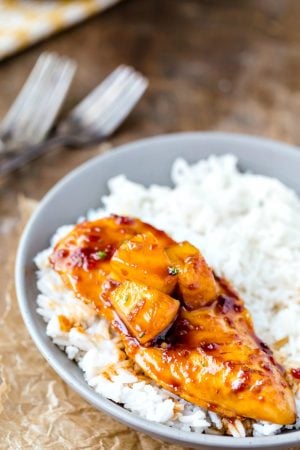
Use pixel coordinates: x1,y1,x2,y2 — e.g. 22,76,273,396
163,316,200,347
200,342,218,352
252,337,284,374
291,368,300,380
111,214,135,225
217,295,242,314
207,403,218,412
69,246,109,270
231,369,251,393
86,234,102,243
57,248,69,258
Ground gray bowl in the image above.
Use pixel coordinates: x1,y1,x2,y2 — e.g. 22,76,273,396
16,132,300,449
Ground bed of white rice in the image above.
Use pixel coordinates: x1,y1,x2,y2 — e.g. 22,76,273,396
35,154,300,438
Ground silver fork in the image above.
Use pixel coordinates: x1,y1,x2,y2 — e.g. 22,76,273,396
0,65,148,177
0,52,76,155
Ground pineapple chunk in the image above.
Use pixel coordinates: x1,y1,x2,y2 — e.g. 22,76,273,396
166,241,219,309
111,232,177,294
110,280,180,344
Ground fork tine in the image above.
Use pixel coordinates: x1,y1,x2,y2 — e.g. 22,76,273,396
0,53,54,134
72,68,144,130
83,70,138,123
22,57,76,143
36,64,76,140
72,65,133,117
94,76,148,135
19,54,76,145
0,52,76,149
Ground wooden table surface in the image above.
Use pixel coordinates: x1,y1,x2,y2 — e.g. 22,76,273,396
1,0,300,445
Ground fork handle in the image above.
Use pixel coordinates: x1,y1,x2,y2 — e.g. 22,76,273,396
0,135,67,177
0,134,101,178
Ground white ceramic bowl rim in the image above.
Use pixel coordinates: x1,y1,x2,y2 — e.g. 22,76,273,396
15,132,300,449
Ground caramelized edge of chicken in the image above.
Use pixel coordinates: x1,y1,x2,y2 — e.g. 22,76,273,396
166,241,219,309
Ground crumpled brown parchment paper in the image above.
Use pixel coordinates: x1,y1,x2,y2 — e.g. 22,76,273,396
0,198,298,450
0,197,191,450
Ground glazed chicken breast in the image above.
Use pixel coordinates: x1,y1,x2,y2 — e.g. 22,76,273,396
50,215,296,425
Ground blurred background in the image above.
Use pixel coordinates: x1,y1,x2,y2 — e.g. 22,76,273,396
1,2,300,446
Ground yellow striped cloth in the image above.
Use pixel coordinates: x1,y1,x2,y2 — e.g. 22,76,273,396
0,0,121,60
